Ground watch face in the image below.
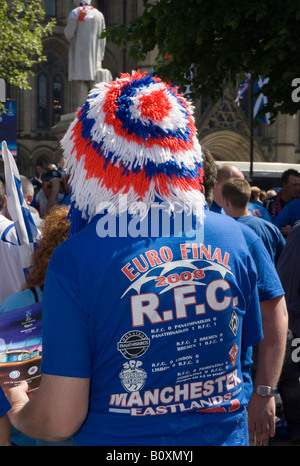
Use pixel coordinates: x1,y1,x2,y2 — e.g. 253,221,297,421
260,387,269,396
255,385,274,396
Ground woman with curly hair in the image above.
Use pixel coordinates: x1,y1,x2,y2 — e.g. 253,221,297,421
0,205,70,446
22,205,70,297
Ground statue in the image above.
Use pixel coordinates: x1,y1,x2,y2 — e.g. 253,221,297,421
64,1,111,107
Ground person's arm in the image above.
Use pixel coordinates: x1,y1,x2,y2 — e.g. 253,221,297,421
247,295,288,446
0,415,11,446
45,177,61,216
64,17,78,42
7,375,90,442
7,241,92,443
273,204,292,231
279,224,291,237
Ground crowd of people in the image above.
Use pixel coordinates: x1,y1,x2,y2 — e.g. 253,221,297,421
0,71,299,447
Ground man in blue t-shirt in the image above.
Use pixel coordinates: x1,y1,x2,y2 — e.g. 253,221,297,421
273,198,300,234
202,151,289,440
222,177,285,265
210,163,244,215
6,72,286,447
221,177,300,442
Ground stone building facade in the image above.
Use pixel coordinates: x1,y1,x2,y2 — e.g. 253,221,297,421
196,86,300,164
3,0,300,177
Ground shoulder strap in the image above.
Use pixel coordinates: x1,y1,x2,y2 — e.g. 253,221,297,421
30,287,39,303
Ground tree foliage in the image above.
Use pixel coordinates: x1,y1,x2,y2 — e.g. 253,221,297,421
104,0,300,121
0,0,55,90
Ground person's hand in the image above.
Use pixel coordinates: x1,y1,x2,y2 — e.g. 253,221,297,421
247,392,276,446
49,176,61,193
7,381,30,422
280,224,291,236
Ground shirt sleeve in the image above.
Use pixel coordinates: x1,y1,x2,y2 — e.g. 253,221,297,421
0,387,10,417
64,17,78,41
249,236,284,302
242,254,264,348
41,242,92,379
273,203,292,229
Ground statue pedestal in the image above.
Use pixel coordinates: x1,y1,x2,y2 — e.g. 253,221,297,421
51,112,77,141
51,69,112,142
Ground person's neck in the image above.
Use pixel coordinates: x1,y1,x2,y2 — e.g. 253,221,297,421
279,191,292,203
231,207,249,218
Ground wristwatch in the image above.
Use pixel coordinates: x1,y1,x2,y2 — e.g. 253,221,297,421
254,385,276,397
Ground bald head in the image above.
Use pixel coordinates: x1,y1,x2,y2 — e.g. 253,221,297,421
213,163,244,207
216,164,244,182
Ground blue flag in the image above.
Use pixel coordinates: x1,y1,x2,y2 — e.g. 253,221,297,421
253,76,270,125
236,74,270,124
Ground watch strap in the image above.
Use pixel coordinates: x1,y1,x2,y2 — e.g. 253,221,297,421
254,385,276,397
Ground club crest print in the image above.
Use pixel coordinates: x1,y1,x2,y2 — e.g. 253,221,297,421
61,71,206,223
119,360,147,393
229,342,239,367
118,330,150,359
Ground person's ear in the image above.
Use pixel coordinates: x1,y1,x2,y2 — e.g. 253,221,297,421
26,194,34,205
222,196,229,208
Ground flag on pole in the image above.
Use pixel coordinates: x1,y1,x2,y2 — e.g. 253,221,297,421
236,73,270,124
253,76,270,125
1,141,38,278
235,72,251,105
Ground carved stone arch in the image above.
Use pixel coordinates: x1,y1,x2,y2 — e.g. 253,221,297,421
31,146,56,173
199,86,251,139
16,146,32,178
198,85,263,162
200,129,263,162
41,36,69,72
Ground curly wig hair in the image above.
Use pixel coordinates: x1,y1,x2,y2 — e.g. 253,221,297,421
202,148,217,206
23,206,70,290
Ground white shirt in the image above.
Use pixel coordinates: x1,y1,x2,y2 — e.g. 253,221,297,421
0,215,26,303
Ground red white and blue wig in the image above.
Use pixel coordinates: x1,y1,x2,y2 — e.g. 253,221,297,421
61,71,206,230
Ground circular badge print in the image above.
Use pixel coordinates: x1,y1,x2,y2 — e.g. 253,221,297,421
28,366,38,376
9,370,20,379
117,330,150,359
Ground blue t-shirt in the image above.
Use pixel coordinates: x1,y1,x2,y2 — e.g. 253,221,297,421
0,287,43,313
235,215,285,265
236,223,284,302
210,201,272,223
0,387,10,417
273,198,300,230
248,202,272,222
209,200,224,214
41,211,262,446
235,222,284,400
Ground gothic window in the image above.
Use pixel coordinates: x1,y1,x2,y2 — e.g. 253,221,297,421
37,73,49,129
45,0,56,17
52,74,63,126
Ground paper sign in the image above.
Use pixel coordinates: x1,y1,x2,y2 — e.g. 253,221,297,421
0,302,42,394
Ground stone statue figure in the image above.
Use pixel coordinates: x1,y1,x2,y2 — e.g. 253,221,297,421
64,0,111,107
